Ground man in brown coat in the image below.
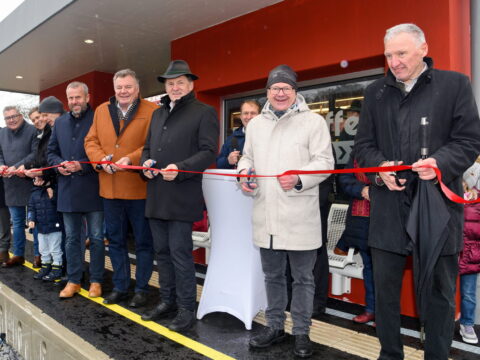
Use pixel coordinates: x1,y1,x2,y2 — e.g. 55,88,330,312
85,69,158,307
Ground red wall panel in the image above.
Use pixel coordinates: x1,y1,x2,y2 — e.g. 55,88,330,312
39,71,114,111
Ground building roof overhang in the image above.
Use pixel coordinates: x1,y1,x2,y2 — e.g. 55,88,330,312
0,0,282,96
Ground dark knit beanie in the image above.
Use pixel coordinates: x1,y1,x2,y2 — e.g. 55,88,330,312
39,96,65,114
266,64,297,89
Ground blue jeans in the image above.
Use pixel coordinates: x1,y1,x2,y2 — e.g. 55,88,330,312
149,219,196,311
8,206,26,257
260,246,317,335
460,273,478,326
103,199,153,293
63,211,105,284
360,249,375,314
33,227,39,257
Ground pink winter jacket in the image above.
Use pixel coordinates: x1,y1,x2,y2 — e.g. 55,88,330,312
459,203,480,275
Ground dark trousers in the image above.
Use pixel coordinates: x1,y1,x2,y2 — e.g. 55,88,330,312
0,207,11,253
371,248,458,360
261,247,317,335
149,219,196,311
104,199,153,293
312,244,329,311
313,200,331,311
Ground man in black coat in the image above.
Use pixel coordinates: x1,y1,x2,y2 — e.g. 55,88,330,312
355,23,480,359
141,60,219,332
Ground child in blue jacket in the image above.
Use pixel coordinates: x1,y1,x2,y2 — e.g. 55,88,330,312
28,183,63,281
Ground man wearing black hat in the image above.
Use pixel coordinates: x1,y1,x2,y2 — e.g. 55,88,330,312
140,60,219,332
238,65,334,358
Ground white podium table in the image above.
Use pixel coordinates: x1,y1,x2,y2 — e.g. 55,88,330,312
197,169,267,330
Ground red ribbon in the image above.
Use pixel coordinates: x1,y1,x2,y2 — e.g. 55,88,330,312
1,162,475,205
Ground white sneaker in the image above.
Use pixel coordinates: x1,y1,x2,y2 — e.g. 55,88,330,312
460,324,479,344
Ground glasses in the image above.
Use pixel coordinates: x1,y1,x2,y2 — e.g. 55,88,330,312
241,111,258,116
4,114,21,121
269,86,294,95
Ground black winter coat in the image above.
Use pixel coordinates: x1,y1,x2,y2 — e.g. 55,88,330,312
27,186,63,234
141,91,219,222
47,107,102,213
355,57,480,255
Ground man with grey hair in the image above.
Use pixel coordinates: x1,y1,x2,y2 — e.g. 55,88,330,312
0,106,38,267
355,23,480,359
85,69,158,307
47,81,105,298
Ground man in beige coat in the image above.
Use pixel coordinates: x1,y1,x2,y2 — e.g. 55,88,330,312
238,65,334,358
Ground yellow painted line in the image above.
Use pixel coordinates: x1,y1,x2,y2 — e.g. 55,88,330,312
89,293,235,360
16,252,235,360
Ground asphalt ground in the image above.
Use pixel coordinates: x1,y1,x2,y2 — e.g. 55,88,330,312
0,240,478,360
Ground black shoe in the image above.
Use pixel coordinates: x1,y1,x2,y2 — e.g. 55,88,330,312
141,302,177,321
43,265,62,282
129,292,148,308
249,327,286,349
168,308,196,332
34,263,51,280
103,291,128,304
294,335,313,358
312,306,326,317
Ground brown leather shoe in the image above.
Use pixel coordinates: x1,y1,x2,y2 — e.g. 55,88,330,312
33,255,41,268
85,238,90,249
59,282,81,299
88,282,102,298
0,251,9,265
333,247,348,256
2,255,25,268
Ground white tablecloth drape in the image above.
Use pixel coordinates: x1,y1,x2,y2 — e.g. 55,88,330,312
197,169,267,330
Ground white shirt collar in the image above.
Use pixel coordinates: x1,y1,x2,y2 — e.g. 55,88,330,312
396,62,428,93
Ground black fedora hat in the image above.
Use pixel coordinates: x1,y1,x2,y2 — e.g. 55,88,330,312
157,60,199,83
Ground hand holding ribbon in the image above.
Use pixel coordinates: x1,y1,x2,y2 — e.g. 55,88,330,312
160,164,178,181
239,168,257,192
